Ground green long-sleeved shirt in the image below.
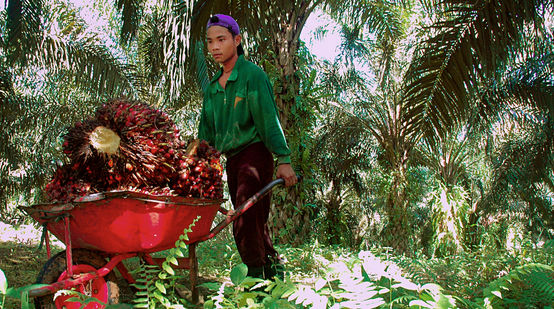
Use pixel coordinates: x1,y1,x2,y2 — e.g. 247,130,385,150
198,55,291,164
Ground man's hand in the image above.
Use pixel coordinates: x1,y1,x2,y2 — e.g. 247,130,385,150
276,163,298,187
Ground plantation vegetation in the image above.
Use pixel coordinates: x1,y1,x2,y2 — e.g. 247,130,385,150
1,0,553,308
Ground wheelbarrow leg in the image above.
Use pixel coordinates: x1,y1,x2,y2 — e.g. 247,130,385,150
189,243,199,303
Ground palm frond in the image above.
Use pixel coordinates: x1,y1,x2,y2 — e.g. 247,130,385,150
337,23,370,67
478,115,554,235
116,0,147,45
415,129,472,187
38,37,137,98
4,0,137,98
0,93,70,214
481,47,554,119
325,0,405,38
313,110,373,194
326,0,405,85
402,0,550,138
5,0,43,66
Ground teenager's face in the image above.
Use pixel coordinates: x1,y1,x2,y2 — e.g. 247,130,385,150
206,26,240,64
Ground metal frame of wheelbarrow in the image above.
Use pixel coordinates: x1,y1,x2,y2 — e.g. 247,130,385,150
24,178,286,306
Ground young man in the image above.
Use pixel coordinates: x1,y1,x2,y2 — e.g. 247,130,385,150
198,14,298,279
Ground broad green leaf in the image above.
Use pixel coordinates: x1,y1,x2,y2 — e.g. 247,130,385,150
272,283,290,298
314,278,326,291
436,294,456,308
242,276,262,288
421,283,442,293
230,264,248,286
204,299,215,309
392,281,418,291
379,288,390,294
238,292,258,307
132,297,149,304
281,286,296,298
419,292,434,302
145,269,160,274
153,291,164,301
162,263,175,275
409,299,434,308
167,256,179,266
0,269,6,294
6,284,50,299
199,282,222,291
20,290,30,309
155,281,166,294
173,248,185,257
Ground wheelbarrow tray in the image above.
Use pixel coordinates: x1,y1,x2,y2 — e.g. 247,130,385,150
19,191,225,254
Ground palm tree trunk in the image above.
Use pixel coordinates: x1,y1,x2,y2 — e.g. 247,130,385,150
266,4,315,246
326,180,342,245
383,168,411,255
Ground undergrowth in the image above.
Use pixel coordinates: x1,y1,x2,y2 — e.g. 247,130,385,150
1,228,553,308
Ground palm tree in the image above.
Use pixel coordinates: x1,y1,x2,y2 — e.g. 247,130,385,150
4,0,136,97
318,1,419,253
312,101,374,245
414,129,478,256
472,44,554,242
324,0,552,254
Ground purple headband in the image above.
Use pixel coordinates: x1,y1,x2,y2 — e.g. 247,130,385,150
207,14,240,35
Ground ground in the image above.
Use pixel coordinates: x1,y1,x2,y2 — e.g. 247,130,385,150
0,222,220,308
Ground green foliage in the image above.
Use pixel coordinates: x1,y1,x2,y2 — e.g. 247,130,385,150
201,263,298,309
129,216,201,308
395,234,554,307
482,263,554,308
0,267,49,309
307,251,456,308
428,183,471,257
201,250,457,308
1,268,6,308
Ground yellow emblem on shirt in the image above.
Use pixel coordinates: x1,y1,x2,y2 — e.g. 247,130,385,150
234,96,244,108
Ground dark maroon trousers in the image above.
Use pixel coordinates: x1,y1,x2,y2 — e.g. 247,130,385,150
226,142,277,267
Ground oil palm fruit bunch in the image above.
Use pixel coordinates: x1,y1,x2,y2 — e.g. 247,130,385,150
44,163,95,202
45,98,223,202
60,99,180,189
173,139,224,199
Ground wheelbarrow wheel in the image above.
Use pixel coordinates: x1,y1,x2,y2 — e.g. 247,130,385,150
34,248,120,309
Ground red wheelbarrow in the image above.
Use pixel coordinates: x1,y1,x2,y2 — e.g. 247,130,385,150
18,178,286,308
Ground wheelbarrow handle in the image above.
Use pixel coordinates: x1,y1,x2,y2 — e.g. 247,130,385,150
193,175,301,244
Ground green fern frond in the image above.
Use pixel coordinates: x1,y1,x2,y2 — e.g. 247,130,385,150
483,263,554,307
